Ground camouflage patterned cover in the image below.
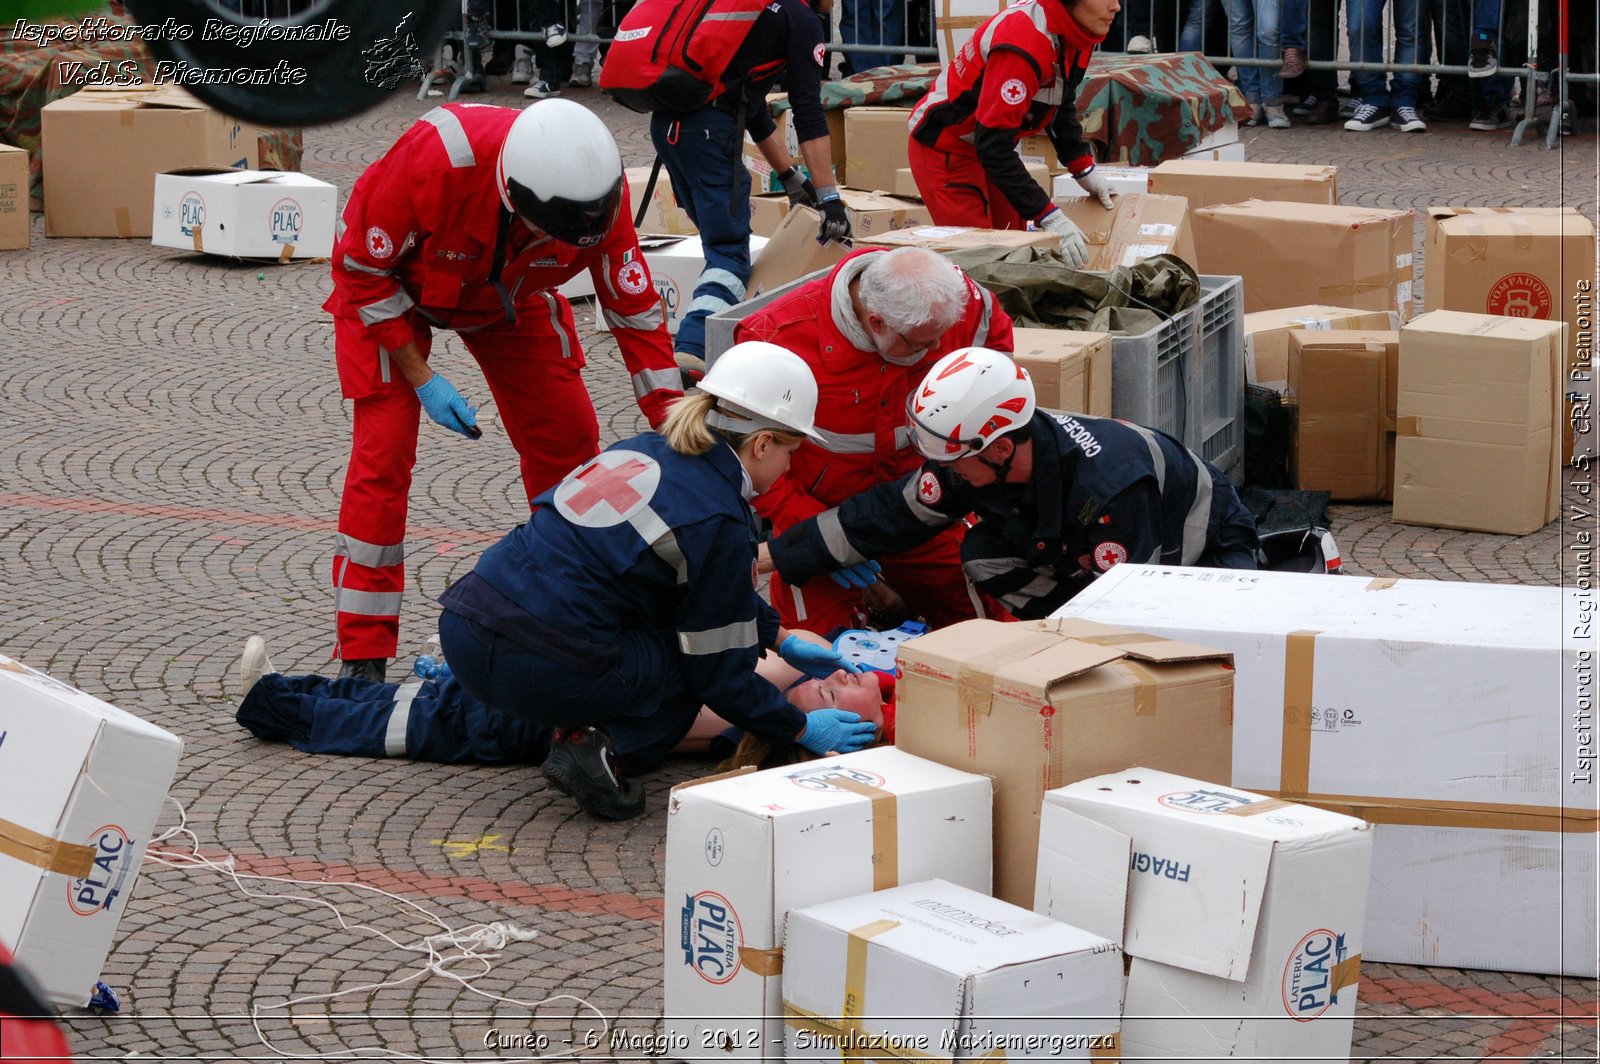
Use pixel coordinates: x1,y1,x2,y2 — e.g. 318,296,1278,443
774,53,1248,168
1,11,303,210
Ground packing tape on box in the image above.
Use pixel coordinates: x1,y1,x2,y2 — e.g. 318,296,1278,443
738,945,784,977
1260,789,1600,833
1395,415,1422,437
1453,212,1537,250
1225,797,1295,817
1119,659,1160,716
1333,954,1362,994
1317,274,1394,306
192,226,204,253
829,777,901,891
782,998,949,1064
1366,577,1398,590
114,206,132,238
1279,629,1320,797
0,817,96,878
277,243,295,264
1076,632,1171,647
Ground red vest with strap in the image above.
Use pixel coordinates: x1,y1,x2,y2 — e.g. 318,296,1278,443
600,0,778,113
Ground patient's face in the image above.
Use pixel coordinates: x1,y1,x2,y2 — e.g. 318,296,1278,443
788,669,885,729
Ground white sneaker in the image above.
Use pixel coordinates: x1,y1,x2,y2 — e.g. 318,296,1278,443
1393,106,1427,132
511,43,533,84
524,79,559,99
545,22,567,47
1343,103,1391,131
1126,35,1154,53
239,637,275,699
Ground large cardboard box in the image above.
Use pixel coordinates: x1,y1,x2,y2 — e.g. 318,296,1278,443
784,880,1121,1062
1289,329,1401,501
1056,191,1197,271
742,95,847,192
842,107,914,193
1148,160,1339,209
43,85,284,238
151,169,335,260
664,748,992,1064
1011,328,1112,415
1424,206,1597,461
0,652,183,1006
1035,770,1372,1062
1242,304,1400,391
624,165,697,236
896,618,1234,906
859,225,1059,254
746,205,849,298
1190,200,1414,316
0,144,28,250
1055,565,1599,977
748,187,930,241
1393,309,1564,535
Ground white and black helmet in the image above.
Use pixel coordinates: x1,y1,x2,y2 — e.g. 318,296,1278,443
497,99,623,248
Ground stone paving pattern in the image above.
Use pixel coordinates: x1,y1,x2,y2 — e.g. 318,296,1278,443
0,77,1595,1061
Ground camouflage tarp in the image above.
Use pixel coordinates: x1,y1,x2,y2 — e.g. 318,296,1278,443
944,246,1201,334
772,52,1248,167
1,10,303,211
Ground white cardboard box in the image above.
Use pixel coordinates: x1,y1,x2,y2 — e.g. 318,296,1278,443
0,653,183,1006
152,168,335,259
560,234,768,337
1051,165,1151,203
1035,769,1372,1062
784,879,1121,1062
664,747,992,1064
1055,565,1599,977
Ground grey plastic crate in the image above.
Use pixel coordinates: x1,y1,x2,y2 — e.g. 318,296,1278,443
1108,273,1245,482
703,267,834,367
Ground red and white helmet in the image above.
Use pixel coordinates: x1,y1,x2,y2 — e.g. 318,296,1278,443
906,347,1035,460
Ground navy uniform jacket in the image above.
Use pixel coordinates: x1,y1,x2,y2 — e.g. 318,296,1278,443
770,412,1258,619
444,433,805,742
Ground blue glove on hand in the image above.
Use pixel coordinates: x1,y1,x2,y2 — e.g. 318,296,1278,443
415,373,479,438
828,560,881,590
778,634,864,679
796,708,879,755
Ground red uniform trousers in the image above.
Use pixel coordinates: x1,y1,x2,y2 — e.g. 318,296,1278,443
767,523,980,636
908,139,1029,231
331,301,600,661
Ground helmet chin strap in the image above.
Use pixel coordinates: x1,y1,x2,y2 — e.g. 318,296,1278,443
973,440,1017,483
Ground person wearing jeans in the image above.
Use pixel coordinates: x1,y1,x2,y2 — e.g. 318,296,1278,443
570,0,603,85
840,0,907,73
1280,0,1341,123
1345,0,1428,130
1219,0,1288,125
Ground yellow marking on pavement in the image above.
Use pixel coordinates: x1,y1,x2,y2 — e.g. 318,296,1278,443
430,834,515,858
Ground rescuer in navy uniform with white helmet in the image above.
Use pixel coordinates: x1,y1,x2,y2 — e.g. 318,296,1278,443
436,341,874,820
766,347,1260,620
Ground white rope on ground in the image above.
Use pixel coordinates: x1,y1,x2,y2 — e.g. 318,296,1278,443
142,796,612,1061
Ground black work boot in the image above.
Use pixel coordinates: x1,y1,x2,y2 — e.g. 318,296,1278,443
542,727,648,820
338,658,387,684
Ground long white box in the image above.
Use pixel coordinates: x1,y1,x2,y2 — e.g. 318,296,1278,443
1055,565,1599,977
664,747,992,1064
785,880,1121,1062
152,168,335,259
559,234,768,337
1036,769,1372,1062
0,653,183,1006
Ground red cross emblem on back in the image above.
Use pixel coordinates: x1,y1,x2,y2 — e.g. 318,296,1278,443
554,450,663,527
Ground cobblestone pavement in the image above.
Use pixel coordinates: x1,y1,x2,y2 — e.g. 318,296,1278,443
0,78,1595,1062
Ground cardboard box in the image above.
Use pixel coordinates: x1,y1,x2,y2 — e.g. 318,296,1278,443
898,159,1053,201
743,95,848,192
842,107,915,193
1035,770,1372,1062
1014,133,1060,172
0,652,183,1006
1056,191,1197,271
896,618,1234,906
748,187,931,241
746,206,849,298
1148,160,1339,209
1241,304,1401,391
664,747,992,1064
625,165,697,236
1424,207,1596,461
0,144,28,250
784,880,1121,1062
1055,564,1599,977
1393,309,1564,535
1051,165,1151,202
1011,328,1112,415
151,169,335,260
1190,200,1414,316
43,85,285,238
858,225,1059,254
561,233,767,335
1289,329,1401,501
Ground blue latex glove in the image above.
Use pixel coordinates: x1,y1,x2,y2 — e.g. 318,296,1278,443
415,373,479,438
778,634,864,679
828,559,881,590
796,708,879,755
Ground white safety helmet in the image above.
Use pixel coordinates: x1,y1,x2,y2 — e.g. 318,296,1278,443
699,342,824,444
906,347,1036,460
497,99,623,248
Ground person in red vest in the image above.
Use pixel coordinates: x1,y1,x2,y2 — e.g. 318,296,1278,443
0,942,75,1063
734,246,1014,634
324,100,681,683
907,0,1122,268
